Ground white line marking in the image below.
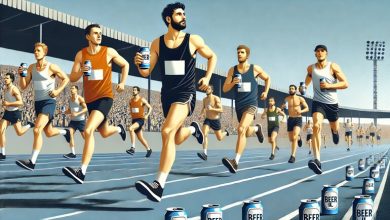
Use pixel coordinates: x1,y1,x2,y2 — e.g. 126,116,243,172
41,211,85,220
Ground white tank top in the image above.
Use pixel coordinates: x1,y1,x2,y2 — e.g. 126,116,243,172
32,62,55,101
307,126,313,134
311,62,338,104
69,96,86,121
345,123,353,132
4,86,18,111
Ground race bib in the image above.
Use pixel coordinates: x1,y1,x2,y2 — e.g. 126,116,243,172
238,82,251,92
268,116,276,121
132,108,139,113
88,69,103,80
164,60,185,75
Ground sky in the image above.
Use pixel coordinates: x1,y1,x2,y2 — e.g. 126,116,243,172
1,0,390,115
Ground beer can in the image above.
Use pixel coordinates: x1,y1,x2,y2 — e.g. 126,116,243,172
346,165,354,181
242,200,263,220
234,73,242,88
379,159,385,170
201,204,223,220
321,185,338,215
362,178,375,195
84,60,92,77
139,47,150,69
352,195,373,220
358,159,365,171
165,207,187,220
299,82,306,95
319,78,325,92
20,63,28,77
370,165,380,182
299,199,320,220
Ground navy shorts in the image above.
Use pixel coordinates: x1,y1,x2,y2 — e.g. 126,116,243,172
345,131,352,137
87,98,113,128
267,126,279,137
161,93,195,118
68,120,86,132
2,110,22,125
35,99,56,121
203,118,222,131
370,132,375,137
306,134,313,141
236,105,257,122
287,117,302,132
311,101,339,122
132,118,145,133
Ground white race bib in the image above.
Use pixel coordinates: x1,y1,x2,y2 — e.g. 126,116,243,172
268,116,276,121
238,82,251,92
164,60,185,75
88,69,103,80
132,108,139,113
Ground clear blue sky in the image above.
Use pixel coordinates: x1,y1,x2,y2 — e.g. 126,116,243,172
2,0,390,111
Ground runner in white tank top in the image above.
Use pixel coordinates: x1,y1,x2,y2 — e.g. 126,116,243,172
304,44,349,175
343,119,354,151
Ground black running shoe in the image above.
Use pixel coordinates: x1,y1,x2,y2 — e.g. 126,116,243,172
269,154,275,160
222,157,238,173
276,146,280,151
27,121,35,128
63,153,76,159
145,149,152,158
347,148,350,151
309,151,312,155
255,124,264,143
225,129,230,137
63,129,71,143
135,180,163,202
15,159,35,171
308,159,322,174
62,167,85,184
298,136,302,147
0,153,6,160
191,122,204,144
288,155,296,163
331,130,339,145
118,124,126,141
126,147,135,155
197,152,208,161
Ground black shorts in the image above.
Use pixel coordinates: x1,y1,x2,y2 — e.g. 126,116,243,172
370,132,375,137
377,136,381,140
306,134,312,141
236,105,257,122
345,131,352,137
161,93,195,118
2,110,22,125
35,99,56,121
132,118,145,133
68,120,86,132
311,101,339,122
366,136,369,139
267,126,279,137
87,97,113,128
203,118,222,131
287,117,302,132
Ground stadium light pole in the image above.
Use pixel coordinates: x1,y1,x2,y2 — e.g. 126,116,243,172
366,41,385,126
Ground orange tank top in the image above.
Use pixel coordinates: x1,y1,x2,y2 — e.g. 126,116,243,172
130,97,144,119
82,46,113,103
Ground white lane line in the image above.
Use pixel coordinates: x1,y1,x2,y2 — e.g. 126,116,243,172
41,211,85,220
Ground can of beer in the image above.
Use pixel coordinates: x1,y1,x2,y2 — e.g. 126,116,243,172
370,165,380,182
201,204,223,220
165,207,187,220
242,200,263,220
319,78,326,92
284,101,288,110
346,165,354,181
358,159,365,171
362,178,375,195
20,63,28,77
139,47,150,69
352,195,373,220
299,82,306,95
379,159,385,170
84,60,92,77
234,73,242,88
299,199,320,220
321,185,338,215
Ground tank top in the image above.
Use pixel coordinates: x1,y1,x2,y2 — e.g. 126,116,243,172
69,95,86,121
311,62,338,104
158,33,196,100
234,64,258,111
4,86,18,111
82,46,113,103
130,97,144,119
32,62,55,101
307,125,313,134
266,107,279,127
345,123,353,132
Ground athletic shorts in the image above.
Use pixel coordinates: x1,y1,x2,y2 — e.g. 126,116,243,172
377,136,381,140
236,105,257,122
87,97,113,128
287,117,302,132
132,118,145,133
2,110,22,125
370,132,375,137
311,101,339,122
35,99,56,121
267,126,279,137
345,131,352,137
68,120,86,132
203,118,222,131
161,93,195,118
306,134,313,141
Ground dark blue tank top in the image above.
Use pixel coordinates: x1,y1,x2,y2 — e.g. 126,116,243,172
233,64,258,111
158,33,196,99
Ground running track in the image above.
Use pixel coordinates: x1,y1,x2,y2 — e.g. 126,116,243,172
0,145,388,219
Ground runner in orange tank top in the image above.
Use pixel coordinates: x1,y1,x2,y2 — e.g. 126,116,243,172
62,24,129,184
126,86,153,158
